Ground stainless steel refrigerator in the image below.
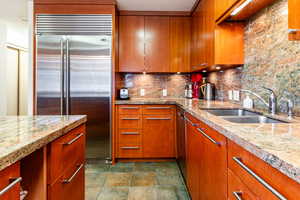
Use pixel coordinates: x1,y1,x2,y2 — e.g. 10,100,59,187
35,14,112,162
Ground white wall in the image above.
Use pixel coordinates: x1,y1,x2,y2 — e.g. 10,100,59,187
0,24,7,115
27,0,34,115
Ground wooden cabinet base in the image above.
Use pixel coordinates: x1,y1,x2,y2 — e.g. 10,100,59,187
0,162,21,200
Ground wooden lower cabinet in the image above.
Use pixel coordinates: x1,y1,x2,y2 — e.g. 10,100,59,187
142,114,175,158
0,162,21,200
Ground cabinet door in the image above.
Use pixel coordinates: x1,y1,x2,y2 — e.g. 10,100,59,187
186,119,203,200
0,162,21,200
119,16,145,72
142,115,175,158
215,0,240,21
170,17,191,73
145,16,170,72
191,3,203,71
197,123,227,200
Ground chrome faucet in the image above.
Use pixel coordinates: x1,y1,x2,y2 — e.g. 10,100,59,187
240,87,277,115
262,87,277,115
280,98,294,119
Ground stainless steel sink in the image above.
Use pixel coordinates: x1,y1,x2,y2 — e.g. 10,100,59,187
222,116,288,124
203,109,260,117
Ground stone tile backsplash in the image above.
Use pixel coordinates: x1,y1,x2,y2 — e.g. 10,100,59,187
117,73,190,98
208,0,300,116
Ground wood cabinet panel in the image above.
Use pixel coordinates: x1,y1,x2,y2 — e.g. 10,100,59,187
142,105,175,115
289,0,300,40
145,16,170,73
142,115,175,158
0,162,21,200
118,129,142,144
48,162,84,200
48,125,86,185
117,145,143,158
228,169,257,200
117,105,142,115
119,16,145,72
228,140,300,200
169,17,191,73
118,115,142,129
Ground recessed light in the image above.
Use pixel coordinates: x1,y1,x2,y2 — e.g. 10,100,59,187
216,66,221,70
202,70,207,73
177,72,181,74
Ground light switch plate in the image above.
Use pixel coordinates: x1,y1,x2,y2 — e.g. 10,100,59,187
140,89,145,97
163,89,167,97
233,90,240,101
228,90,233,100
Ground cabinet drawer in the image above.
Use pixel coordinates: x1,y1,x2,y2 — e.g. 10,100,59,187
0,162,21,200
118,105,141,115
48,162,84,200
228,140,300,200
118,129,142,144
48,125,86,184
118,115,142,129
142,105,175,115
118,145,143,158
228,169,257,200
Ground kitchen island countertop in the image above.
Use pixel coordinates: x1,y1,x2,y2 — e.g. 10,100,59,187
0,115,86,171
116,98,300,184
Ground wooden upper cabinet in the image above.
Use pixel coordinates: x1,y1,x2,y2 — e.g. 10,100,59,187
191,0,244,72
289,0,300,40
119,16,145,72
215,0,240,21
145,16,170,73
169,17,191,73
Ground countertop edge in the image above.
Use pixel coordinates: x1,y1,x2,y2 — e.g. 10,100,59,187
116,100,300,184
0,116,87,171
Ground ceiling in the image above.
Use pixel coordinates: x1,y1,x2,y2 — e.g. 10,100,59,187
117,0,197,11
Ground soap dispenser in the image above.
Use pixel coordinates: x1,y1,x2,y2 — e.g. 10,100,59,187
243,94,254,109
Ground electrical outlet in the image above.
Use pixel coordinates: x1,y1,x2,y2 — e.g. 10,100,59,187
228,90,233,100
233,90,240,101
140,89,145,97
163,89,167,97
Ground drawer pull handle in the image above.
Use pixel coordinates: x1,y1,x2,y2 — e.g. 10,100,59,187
233,157,287,200
121,118,139,120
184,116,198,127
146,107,171,109
62,164,84,184
121,147,140,150
0,177,22,196
121,132,139,135
197,128,220,146
121,107,139,110
233,191,243,200
63,133,84,146
146,118,171,120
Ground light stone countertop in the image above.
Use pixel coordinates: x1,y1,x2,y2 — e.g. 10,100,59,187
0,115,86,171
116,98,300,184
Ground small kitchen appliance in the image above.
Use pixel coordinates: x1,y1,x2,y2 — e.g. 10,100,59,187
200,82,215,100
119,88,129,100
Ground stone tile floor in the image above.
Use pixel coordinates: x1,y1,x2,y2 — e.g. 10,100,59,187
85,161,191,200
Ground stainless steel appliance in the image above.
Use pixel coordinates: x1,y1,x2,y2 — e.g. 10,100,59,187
200,82,215,100
119,88,129,100
176,108,187,181
35,14,113,162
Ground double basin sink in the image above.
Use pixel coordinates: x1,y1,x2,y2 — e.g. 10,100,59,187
202,108,288,124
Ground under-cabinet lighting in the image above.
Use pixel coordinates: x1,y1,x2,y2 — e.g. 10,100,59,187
177,72,181,74
216,66,221,70
231,0,253,16
143,72,146,75
202,70,207,73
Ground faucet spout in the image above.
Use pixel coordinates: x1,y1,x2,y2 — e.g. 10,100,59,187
240,89,269,108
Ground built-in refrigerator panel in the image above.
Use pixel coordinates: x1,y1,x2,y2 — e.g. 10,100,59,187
36,35,65,115
68,35,112,159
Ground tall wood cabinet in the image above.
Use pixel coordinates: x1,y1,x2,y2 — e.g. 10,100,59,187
118,15,191,73
191,0,244,71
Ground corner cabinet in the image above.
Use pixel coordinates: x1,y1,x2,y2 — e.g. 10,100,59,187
191,0,244,72
118,16,191,73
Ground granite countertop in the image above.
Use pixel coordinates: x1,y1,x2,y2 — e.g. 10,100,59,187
0,115,86,171
116,98,300,184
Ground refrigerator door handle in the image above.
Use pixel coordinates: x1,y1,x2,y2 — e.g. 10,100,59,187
66,39,70,115
60,39,65,115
